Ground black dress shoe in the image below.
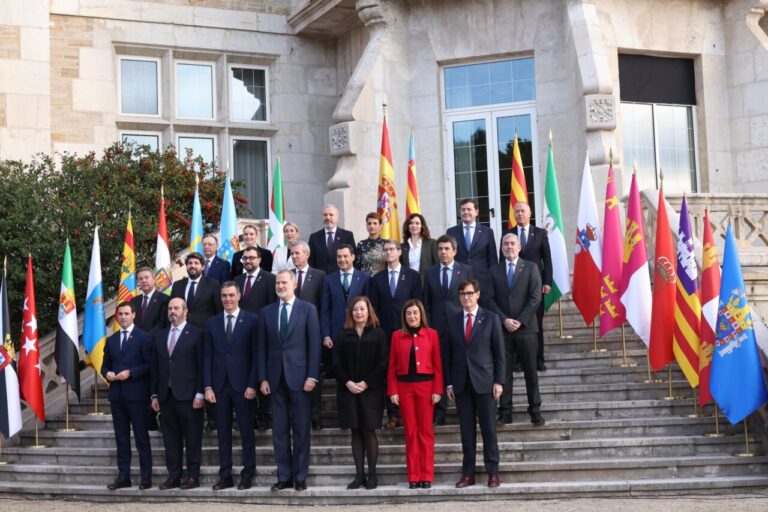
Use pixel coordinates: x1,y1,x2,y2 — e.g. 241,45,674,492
237,477,252,490
420,481,431,489
139,477,152,490
212,478,234,490
206,422,218,432
409,482,419,489
271,480,293,491
497,415,513,425
294,480,307,491
512,364,523,373
312,420,323,431
159,478,180,490
531,414,546,426
180,478,200,490
347,475,366,489
537,362,547,372
364,474,377,490
433,415,446,426
107,476,132,490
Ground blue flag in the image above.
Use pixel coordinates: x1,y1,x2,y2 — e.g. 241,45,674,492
217,176,240,263
710,224,768,424
189,177,204,254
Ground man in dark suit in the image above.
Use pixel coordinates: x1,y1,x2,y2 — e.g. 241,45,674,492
203,281,259,491
101,302,153,491
151,298,204,490
487,232,545,426
233,245,277,431
308,204,355,273
170,253,223,329
290,240,327,430
132,267,170,333
258,270,321,492
502,201,553,371
202,235,232,284
321,244,370,352
423,234,474,425
446,198,497,289
231,224,273,277
443,279,504,489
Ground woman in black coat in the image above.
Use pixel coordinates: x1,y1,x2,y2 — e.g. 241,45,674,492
332,295,389,490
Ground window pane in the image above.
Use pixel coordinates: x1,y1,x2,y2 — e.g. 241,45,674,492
233,139,268,219
178,136,215,164
656,104,696,193
452,119,490,226
122,133,159,151
120,59,158,115
621,102,657,190
177,63,214,119
445,57,535,110
230,67,266,122
497,114,534,227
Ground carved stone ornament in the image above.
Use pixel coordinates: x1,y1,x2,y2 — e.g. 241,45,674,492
585,94,616,130
329,123,351,156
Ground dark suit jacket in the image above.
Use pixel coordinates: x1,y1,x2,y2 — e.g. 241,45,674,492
234,270,277,314
231,246,274,278
101,327,152,402
131,291,169,333
400,238,439,283
308,227,356,273
320,269,370,340
370,266,423,336
501,225,552,286
293,266,326,308
442,307,505,395
446,224,498,280
151,323,203,402
204,256,231,284
203,310,259,394
170,277,223,329
486,258,542,334
423,261,474,336
258,299,321,392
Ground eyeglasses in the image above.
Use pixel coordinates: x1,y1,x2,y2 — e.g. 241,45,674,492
458,291,477,297
242,256,258,261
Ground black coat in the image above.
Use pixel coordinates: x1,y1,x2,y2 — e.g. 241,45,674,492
332,326,389,430
170,277,223,329
308,227,356,273
231,246,274,277
131,291,170,333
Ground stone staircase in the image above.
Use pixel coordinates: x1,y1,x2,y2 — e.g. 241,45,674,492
1,298,766,504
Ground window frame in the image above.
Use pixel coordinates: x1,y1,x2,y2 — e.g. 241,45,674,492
230,135,271,218
174,59,217,121
228,63,270,124
120,130,162,151
177,133,218,167
442,56,537,113
118,56,162,118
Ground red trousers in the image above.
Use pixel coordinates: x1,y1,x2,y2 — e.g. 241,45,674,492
398,380,435,482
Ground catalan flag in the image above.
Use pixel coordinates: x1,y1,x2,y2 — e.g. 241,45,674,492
155,185,172,295
698,208,720,406
189,174,204,254
117,213,137,305
405,132,420,217
507,132,528,229
83,227,107,378
376,114,400,242
649,185,677,371
672,197,701,388
599,162,626,337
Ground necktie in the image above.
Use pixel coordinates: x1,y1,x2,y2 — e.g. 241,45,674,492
205,260,211,275
187,280,196,305
168,327,178,356
296,270,304,296
121,330,128,350
280,303,289,340
342,272,350,293
326,231,334,255
507,262,516,289
243,275,253,301
441,266,449,292
141,294,149,318
464,225,472,249
465,313,473,344
226,314,234,342
389,270,397,297
520,227,527,251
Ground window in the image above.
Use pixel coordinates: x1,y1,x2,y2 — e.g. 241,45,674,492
178,135,216,165
176,62,215,119
121,132,160,151
119,58,159,115
444,57,535,110
232,138,269,219
230,66,267,122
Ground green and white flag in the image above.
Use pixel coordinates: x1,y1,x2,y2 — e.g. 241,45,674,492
542,135,570,311
55,240,81,400
267,156,286,251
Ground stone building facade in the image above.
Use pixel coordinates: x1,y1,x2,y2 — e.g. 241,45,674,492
1,0,767,241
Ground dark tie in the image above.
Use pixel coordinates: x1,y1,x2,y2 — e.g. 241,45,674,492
121,330,128,350
187,280,196,305
205,260,211,275
326,231,334,255
226,314,234,342
243,275,253,301
141,294,149,318
168,327,178,356
389,270,397,297
296,270,304,296
342,272,350,293
441,266,449,292
465,314,473,344
280,303,289,340
507,262,516,289
520,227,527,251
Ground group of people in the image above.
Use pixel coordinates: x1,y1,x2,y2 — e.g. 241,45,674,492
100,199,553,491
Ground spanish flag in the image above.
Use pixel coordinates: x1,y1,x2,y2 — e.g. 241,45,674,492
507,132,528,229
376,115,400,242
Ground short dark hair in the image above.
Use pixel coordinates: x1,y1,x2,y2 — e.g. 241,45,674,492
186,252,205,265
459,198,479,210
117,301,135,313
436,234,457,250
137,266,154,277
336,243,355,256
221,280,241,294
400,299,429,333
243,245,261,255
458,279,480,293
365,212,382,223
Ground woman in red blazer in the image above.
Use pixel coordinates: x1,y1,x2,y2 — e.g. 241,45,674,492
387,299,443,488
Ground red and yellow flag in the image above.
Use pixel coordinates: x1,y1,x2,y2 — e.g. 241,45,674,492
673,197,701,387
507,132,528,229
599,163,626,337
698,208,720,405
649,185,677,371
376,115,400,242
117,213,137,304
405,132,420,217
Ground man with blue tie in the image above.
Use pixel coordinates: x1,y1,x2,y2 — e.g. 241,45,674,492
446,198,497,289
320,244,370,351
202,235,232,285
101,302,153,491
203,281,259,491
259,270,321,491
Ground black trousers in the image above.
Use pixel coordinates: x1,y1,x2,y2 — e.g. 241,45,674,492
159,392,203,480
536,300,545,365
454,378,499,476
110,399,152,478
499,332,541,418
214,381,256,480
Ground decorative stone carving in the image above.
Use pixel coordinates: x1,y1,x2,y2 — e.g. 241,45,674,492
585,94,616,130
356,0,386,28
329,122,352,156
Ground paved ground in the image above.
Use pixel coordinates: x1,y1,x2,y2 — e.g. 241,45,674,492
3,496,768,512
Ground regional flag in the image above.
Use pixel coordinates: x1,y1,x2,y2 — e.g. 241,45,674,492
0,263,22,438
55,241,80,400
267,156,286,252
699,208,720,407
711,225,768,423
117,213,136,304
218,176,240,263
673,197,701,388
649,185,677,371
376,115,400,242
599,162,626,337
507,132,528,229
572,154,602,326
155,185,172,295
619,173,652,345
405,132,421,217
189,174,204,254
83,228,107,378
542,135,570,311
18,255,44,421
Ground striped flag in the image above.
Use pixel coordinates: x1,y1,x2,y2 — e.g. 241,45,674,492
649,185,677,371
117,213,136,304
83,228,107,378
673,197,701,388
267,156,286,252
376,115,400,242
542,135,570,311
572,155,602,326
619,173,652,345
405,132,421,217
218,176,240,263
599,162,626,337
507,132,528,229
155,185,172,295
18,256,44,421
55,241,80,400
698,208,720,406
0,262,22,439
189,174,204,254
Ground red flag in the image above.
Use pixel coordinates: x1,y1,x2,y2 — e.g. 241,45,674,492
649,186,676,371
599,163,626,336
572,155,602,326
18,255,44,421
698,208,720,406
507,133,528,229
377,115,400,242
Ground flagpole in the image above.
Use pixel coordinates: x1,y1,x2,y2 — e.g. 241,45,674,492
619,323,637,368
660,365,680,400
29,420,47,449
704,406,726,438
735,421,755,457
58,386,76,432
0,435,6,464
557,300,572,339
683,388,701,418
89,369,104,416
589,318,606,352
641,350,663,384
